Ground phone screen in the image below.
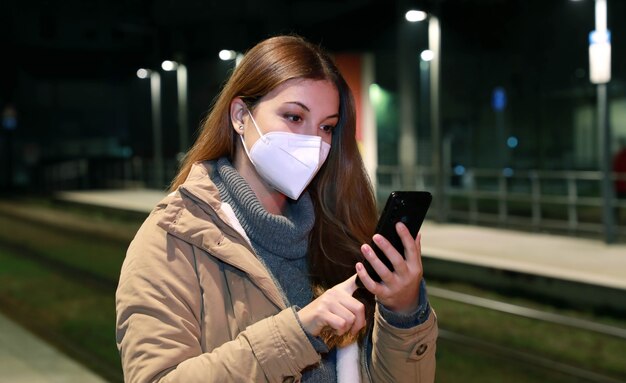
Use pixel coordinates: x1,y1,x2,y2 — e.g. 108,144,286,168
358,191,432,285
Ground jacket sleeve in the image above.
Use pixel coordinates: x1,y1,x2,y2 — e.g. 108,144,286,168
366,305,438,382
115,218,320,383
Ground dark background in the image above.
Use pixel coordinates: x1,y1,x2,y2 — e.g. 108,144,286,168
1,0,624,190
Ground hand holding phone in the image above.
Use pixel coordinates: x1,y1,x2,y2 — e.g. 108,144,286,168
357,191,432,287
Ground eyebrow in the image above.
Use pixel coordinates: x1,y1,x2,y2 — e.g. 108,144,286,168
285,101,340,120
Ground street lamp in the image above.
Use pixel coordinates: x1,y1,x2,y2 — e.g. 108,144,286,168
589,0,614,243
570,0,613,243
161,60,189,158
419,49,432,189
405,10,427,22
420,50,434,62
219,49,244,66
137,68,164,188
405,9,443,222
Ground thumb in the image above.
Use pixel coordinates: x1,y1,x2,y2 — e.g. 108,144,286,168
338,274,359,295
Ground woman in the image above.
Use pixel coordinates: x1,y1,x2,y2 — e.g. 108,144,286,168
116,34,437,382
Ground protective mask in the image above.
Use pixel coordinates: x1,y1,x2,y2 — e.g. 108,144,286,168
240,110,331,200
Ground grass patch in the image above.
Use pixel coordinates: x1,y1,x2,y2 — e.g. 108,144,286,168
0,246,123,382
435,339,588,383
429,293,626,379
0,213,128,282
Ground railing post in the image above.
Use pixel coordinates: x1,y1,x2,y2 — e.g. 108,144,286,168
498,172,508,223
567,174,578,231
531,171,541,228
469,170,478,224
529,170,541,228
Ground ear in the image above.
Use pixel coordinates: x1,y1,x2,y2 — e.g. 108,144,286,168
230,97,247,135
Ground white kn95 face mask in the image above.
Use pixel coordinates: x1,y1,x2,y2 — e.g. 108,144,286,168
240,110,331,200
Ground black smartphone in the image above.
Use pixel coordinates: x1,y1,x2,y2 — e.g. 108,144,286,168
357,191,432,286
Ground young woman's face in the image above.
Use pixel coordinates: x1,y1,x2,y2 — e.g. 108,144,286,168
246,79,339,146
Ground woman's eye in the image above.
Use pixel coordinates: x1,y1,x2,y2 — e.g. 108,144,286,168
285,114,302,122
320,125,335,133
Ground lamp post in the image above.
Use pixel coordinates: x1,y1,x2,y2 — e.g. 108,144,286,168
398,10,425,192
405,9,443,221
590,0,615,243
419,50,432,164
162,60,189,160
137,68,164,188
428,14,443,222
581,0,614,242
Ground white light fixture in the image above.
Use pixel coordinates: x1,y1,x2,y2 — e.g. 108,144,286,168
589,31,611,84
161,60,178,71
420,50,434,61
405,10,427,22
219,49,237,61
136,68,151,79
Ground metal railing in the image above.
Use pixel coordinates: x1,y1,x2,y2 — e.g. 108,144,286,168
377,165,626,241
39,157,180,191
38,159,626,241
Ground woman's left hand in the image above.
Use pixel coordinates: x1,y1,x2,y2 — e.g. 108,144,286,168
356,222,422,314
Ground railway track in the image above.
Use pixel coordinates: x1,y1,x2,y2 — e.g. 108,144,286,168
430,286,626,383
438,329,625,383
429,286,626,340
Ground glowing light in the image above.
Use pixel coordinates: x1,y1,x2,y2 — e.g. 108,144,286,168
161,60,177,71
219,49,237,61
420,50,434,61
136,68,150,79
507,136,519,148
405,10,427,22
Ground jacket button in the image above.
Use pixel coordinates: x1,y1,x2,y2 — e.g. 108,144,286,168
415,343,428,356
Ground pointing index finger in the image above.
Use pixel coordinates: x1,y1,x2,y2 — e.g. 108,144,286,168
339,274,359,295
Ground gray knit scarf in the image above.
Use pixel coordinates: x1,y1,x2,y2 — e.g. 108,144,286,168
210,158,337,382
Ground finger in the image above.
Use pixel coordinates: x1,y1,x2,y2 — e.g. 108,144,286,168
349,305,367,335
401,228,423,275
330,303,355,324
337,273,359,295
355,262,381,294
327,301,364,335
415,232,423,265
328,283,366,335
396,221,418,265
324,312,354,335
360,242,394,287
371,233,406,278
414,232,424,278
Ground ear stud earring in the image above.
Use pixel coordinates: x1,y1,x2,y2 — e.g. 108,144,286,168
239,125,244,131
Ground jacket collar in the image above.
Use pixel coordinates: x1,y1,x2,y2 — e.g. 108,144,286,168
156,161,286,309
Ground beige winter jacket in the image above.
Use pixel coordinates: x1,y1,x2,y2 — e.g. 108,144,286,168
115,161,438,382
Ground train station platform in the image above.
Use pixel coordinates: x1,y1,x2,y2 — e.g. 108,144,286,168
53,189,626,313
2,188,626,382
54,188,626,292
0,313,108,383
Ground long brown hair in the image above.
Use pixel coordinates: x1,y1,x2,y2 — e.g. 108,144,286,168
170,34,378,346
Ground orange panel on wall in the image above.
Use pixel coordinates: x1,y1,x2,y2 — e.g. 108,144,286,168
334,54,363,143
